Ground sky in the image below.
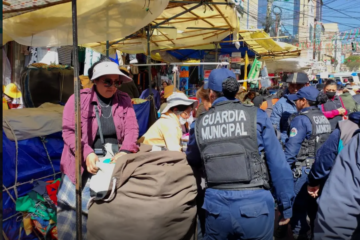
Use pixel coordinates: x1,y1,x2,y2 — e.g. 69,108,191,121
322,0,360,33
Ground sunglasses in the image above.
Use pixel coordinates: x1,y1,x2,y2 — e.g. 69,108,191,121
101,78,121,87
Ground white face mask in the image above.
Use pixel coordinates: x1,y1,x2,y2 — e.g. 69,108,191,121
179,116,187,125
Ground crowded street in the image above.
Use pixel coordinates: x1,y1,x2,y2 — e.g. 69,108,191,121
2,0,360,240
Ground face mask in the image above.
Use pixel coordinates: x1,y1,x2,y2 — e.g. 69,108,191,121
326,91,336,98
179,116,187,125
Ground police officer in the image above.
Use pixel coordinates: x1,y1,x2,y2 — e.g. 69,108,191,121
284,86,331,240
186,68,295,240
314,129,360,239
270,73,310,144
307,111,360,198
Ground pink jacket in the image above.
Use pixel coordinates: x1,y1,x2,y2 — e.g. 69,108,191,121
61,87,139,184
321,96,348,119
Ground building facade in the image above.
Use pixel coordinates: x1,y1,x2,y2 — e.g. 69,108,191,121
254,0,326,61
322,23,342,72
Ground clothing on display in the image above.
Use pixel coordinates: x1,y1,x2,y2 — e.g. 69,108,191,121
3,49,11,85
117,51,124,66
28,47,38,65
14,178,61,237
58,46,73,65
84,48,102,76
136,70,150,93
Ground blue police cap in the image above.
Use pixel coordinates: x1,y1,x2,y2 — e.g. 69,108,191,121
288,86,319,102
204,68,236,92
286,72,309,84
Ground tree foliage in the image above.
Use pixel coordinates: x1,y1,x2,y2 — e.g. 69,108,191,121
344,55,360,71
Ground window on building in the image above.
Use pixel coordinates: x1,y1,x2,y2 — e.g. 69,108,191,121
309,25,313,41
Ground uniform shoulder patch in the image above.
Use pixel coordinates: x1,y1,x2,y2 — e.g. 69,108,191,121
289,128,298,137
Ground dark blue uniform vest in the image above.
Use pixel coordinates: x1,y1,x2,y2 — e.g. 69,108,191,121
195,101,270,190
295,108,332,162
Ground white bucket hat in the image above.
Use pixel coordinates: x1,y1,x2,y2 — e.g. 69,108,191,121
162,92,198,114
91,61,132,83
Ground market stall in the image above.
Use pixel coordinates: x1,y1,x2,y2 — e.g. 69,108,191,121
1,1,302,239
3,104,64,240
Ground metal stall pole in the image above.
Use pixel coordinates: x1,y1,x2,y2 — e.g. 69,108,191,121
215,43,219,62
146,26,153,95
106,3,109,58
71,0,83,239
106,41,110,57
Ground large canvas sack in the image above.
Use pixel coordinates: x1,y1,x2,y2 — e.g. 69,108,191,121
20,67,74,107
87,145,197,240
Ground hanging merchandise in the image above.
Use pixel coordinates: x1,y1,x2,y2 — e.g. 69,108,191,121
188,67,199,96
179,66,189,93
189,67,199,85
136,69,150,94
151,67,158,80
136,54,147,64
28,47,38,65
46,179,61,206
84,48,102,76
57,45,73,65
248,58,262,88
260,62,271,88
3,49,11,86
117,51,124,66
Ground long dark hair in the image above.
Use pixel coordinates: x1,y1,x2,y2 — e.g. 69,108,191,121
324,79,337,88
308,92,328,106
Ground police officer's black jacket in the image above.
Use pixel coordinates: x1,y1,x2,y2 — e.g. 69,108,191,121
195,100,270,190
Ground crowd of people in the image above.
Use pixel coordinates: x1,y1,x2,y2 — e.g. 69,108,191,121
54,56,360,240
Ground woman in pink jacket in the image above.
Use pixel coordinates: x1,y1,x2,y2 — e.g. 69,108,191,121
321,79,348,130
57,57,139,240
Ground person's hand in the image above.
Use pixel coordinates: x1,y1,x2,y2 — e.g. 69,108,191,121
338,108,346,115
111,152,128,163
86,153,99,174
307,185,320,198
279,218,290,226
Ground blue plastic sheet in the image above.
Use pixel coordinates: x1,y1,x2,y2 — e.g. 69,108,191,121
133,101,150,137
168,36,256,61
2,131,63,239
3,101,150,238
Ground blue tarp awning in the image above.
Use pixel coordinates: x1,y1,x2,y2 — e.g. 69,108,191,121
167,36,256,61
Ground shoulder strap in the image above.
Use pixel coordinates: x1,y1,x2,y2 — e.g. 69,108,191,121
94,105,105,145
266,98,273,109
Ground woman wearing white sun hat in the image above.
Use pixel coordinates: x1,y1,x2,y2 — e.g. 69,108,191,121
140,92,198,152
57,57,139,240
